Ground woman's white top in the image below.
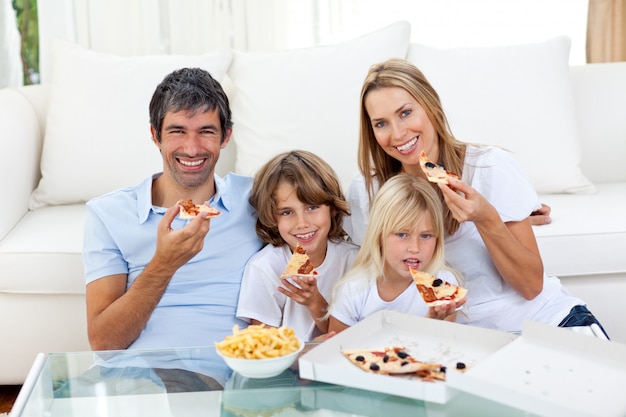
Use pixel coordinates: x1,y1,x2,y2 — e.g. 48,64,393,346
329,268,459,326
237,239,359,341
345,146,583,333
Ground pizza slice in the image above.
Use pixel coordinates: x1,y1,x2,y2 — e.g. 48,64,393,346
178,199,221,220
342,347,445,379
280,244,319,279
419,150,460,184
410,268,467,307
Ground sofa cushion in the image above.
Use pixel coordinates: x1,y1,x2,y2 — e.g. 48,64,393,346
534,183,626,278
29,40,233,209
407,36,595,195
228,21,411,189
0,204,86,293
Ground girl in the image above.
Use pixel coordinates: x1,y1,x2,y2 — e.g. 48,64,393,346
328,174,464,333
236,150,359,341
345,58,608,337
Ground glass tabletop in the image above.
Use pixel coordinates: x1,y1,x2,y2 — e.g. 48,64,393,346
14,345,540,417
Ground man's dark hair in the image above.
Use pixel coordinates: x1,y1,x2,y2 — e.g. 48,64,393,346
149,67,232,143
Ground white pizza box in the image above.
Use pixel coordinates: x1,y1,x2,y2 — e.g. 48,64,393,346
446,320,626,417
298,310,517,404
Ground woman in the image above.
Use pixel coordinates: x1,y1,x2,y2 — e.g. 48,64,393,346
345,58,607,336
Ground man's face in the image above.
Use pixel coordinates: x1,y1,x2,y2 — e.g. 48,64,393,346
153,109,230,189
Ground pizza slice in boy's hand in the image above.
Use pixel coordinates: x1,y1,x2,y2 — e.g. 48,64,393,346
178,199,221,220
419,150,460,184
280,244,319,279
410,268,467,306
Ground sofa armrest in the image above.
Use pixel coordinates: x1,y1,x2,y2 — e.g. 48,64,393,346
0,85,45,240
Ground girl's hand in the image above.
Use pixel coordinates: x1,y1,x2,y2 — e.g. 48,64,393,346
425,296,466,321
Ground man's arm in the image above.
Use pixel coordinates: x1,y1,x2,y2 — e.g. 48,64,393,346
86,204,213,350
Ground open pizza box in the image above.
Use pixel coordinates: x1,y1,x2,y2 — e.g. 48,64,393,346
299,310,626,415
298,310,517,404
445,320,626,417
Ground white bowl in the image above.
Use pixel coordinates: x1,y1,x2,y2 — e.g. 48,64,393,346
217,338,305,379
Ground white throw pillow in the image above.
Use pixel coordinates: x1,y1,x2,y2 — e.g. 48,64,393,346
228,21,411,190
407,36,595,194
29,40,233,208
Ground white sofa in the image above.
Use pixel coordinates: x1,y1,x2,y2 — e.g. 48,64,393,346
2,21,626,384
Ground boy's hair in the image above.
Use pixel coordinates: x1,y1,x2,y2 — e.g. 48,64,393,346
355,173,447,277
149,67,232,143
250,150,350,246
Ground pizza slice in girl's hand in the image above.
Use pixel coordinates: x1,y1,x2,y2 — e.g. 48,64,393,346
178,199,221,220
280,244,319,279
410,268,467,307
419,150,460,184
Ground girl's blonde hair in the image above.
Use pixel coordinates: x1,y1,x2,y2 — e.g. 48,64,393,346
250,150,350,246
358,58,467,235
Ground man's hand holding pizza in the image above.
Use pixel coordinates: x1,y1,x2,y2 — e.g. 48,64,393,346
153,203,212,270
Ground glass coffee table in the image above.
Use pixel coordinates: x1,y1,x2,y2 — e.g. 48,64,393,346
12,345,540,417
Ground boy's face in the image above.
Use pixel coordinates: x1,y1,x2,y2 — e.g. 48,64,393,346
383,215,437,283
273,181,331,267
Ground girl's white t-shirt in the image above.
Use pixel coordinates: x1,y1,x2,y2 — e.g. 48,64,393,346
345,146,583,333
329,267,459,327
236,239,359,341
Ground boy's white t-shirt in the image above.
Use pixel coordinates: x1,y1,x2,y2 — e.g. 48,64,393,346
329,268,459,327
237,239,360,341
345,146,583,333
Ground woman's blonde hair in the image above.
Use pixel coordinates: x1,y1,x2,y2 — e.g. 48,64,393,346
250,150,350,246
358,58,467,235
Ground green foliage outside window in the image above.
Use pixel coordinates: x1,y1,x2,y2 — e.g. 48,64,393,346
12,0,39,84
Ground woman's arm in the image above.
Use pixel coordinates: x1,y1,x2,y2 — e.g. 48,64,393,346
328,316,350,333
439,180,544,299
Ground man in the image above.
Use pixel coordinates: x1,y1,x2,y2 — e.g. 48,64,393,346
82,68,263,388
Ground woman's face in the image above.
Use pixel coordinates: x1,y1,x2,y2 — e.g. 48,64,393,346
364,86,438,176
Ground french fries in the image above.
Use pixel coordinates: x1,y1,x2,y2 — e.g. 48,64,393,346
215,324,300,359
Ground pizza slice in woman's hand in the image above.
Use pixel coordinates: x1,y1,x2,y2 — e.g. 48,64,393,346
178,199,221,220
419,151,460,184
410,268,467,306
280,244,319,279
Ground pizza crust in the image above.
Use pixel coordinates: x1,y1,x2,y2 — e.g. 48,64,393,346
410,268,467,306
178,199,221,220
419,150,460,184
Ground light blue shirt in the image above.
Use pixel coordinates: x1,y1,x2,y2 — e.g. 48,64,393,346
83,172,263,385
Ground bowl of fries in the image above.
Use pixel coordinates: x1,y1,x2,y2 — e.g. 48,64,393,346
215,324,304,379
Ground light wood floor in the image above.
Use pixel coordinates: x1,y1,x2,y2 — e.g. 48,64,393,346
0,385,21,414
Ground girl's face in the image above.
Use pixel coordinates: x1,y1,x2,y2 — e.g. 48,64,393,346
274,181,332,267
365,86,439,176
382,214,437,283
